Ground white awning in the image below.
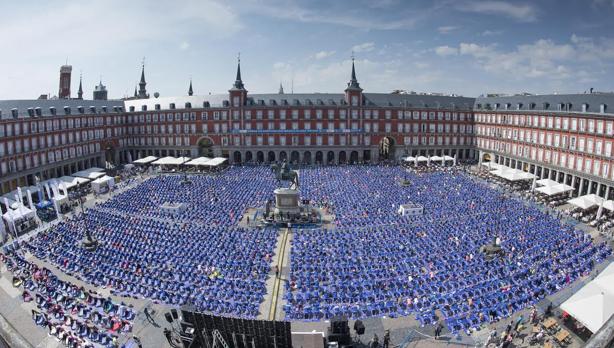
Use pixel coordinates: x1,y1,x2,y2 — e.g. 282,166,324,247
72,168,105,179
535,183,574,196
443,155,454,161
91,175,115,193
536,179,559,187
491,168,536,181
152,156,191,165
58,176,91,189
1,186,40,200
416,156,428,162
403,156,416,162
430,155,443,161
186,157,213,166
560,263,614,333
568,194,604,210
3,204,35,222
604,200,614,212
202,157,228,167
133,156,158,164
481,162,505,171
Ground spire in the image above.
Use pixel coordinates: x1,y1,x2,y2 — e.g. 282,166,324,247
77,73,83,100
134,86,137,98
278,82,284,94
232,52,245,90
346,53,361,90
137,60,149,99
188,79,193,96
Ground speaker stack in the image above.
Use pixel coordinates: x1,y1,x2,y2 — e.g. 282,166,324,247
327,316,351,347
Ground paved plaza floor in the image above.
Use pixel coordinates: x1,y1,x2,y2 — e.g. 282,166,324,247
0,170,612,347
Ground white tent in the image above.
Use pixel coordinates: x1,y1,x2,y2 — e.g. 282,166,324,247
568,194,604,210
443,155,454,162
57,176,90,189
491,167,536,182
91,175,115,193
481,162,505,171
536,178,559,187
416,156,428,162
152,156,191,166
430,155,443,162
2,204,36,234
535,183,574,196
203,157,228,167
186,157,213,166
560,263,614,333
72,168,105,180
133,156,158,164
604,200,614,212
403,156,416,162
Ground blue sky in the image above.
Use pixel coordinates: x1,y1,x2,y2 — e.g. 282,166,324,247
1,0,614,99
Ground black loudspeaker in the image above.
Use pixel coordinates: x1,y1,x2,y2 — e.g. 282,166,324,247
171,308,179,320
353,320,365,335
165,312,173,323
328,316,350,345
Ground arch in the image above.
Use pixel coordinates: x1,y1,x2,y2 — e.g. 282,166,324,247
245,151,253,163
378,136,395,160
350,151,359,164
315,151,323,164
279,151,288,162
482,153,491,162
338,151,347,164
303,151,312,165
233,151,242,164
363,150,371,163
267,151,276,163
290,151,300,164
327,151,335,164
256,151,265,163
197,136,215,157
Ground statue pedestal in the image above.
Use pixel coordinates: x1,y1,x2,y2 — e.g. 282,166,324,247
274,188,300,215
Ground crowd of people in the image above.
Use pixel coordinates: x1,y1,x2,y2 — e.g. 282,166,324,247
284,166,611,333
1,245,135,347
15,164,612,337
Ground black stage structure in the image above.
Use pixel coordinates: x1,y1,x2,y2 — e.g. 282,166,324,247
179,308,292,348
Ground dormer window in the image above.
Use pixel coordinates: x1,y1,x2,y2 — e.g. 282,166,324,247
169,103,176,110
582,103,589,112
543,102,549,110
129,106,135,112
516,103,523,110
64,106,72,115
185,102,191,109
155,104,161,111
600,104,607,113
141,105,147,111
203,101,211,108
89,106,96,113
529,103,536,110
77,106,84,114
11,108,18,118
505,103,511,110
27,108,34,117
222,100,229,107
101,106,107,113
49,107,57,115
494,103,500,110
35,108,43,117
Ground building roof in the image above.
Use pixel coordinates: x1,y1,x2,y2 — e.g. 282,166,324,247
122,93,475,111
0,99,125,119
475,93,614,115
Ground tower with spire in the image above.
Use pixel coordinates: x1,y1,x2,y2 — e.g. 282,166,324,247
77,74,83,100
137,61,149,99
278,82,284,94
345,54,363,106
188,79,194,96
229,53,247,107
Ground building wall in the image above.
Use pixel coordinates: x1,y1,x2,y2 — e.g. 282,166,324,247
475,110,614,199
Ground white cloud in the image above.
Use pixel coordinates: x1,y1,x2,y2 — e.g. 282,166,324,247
456,1,538,22
453,36,614,82
437,26,458,34
313,50,336,60
481,29,503,36
180,41,190,50
353,42,375,53
435,45,458,56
